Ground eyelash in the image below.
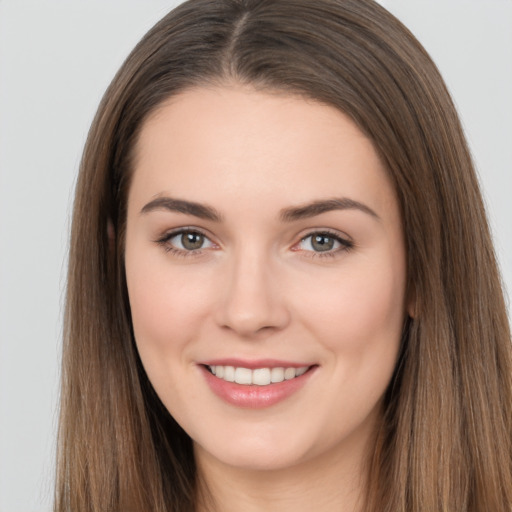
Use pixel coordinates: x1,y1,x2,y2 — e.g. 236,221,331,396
155,228,354,259
155,228,213,258
296,230,354,259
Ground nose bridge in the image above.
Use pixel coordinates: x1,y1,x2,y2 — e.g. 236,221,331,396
216,242,289,336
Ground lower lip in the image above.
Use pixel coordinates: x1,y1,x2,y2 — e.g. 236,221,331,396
200,366,316,409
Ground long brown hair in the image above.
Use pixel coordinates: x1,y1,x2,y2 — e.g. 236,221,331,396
56,0,512,510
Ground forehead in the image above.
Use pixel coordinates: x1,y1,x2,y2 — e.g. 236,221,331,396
129,85,397,220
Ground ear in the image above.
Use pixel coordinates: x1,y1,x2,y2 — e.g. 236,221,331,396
406,284,416,319
107,218,116,251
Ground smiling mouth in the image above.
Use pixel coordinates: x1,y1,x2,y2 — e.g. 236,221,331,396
205,365,312,386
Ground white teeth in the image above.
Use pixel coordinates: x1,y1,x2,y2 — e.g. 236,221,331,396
224,366,235,382
271,367,284,383
295,366,307,377
284,367,296,380
252,368,271,386
208,365,309,386
234,367,252,385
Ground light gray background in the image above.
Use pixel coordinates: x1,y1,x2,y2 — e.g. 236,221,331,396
0,1,510,510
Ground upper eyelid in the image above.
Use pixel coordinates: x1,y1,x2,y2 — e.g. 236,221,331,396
157,226,213,241
297,228,353,244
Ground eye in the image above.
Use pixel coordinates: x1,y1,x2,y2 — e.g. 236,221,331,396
296,231,353,255
157,229,216,254
172,231,209,250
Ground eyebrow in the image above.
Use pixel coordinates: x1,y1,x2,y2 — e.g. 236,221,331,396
140,196,379,222
279,197,380,222
140,197,223,222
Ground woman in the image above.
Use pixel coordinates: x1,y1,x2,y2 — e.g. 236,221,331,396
55,0,512,510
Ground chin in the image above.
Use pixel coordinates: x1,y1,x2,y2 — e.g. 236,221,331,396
193,427,317,472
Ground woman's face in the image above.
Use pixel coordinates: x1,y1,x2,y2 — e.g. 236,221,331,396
125,85,410,473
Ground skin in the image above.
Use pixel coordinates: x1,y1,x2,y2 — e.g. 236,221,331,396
124,85,411,512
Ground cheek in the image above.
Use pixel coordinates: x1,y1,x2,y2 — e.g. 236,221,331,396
294,258,406,432
125,255,219,434
125,250,213,361
296,255,406,360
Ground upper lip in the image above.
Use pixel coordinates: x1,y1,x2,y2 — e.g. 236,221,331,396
198,358,315,370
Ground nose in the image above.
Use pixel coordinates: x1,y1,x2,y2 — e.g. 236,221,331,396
214,249,290,338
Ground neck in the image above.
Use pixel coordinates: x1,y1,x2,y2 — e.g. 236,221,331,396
194,435,372,512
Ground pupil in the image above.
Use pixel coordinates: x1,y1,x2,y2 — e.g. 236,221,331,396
312,235,334,252
182,232,204,250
